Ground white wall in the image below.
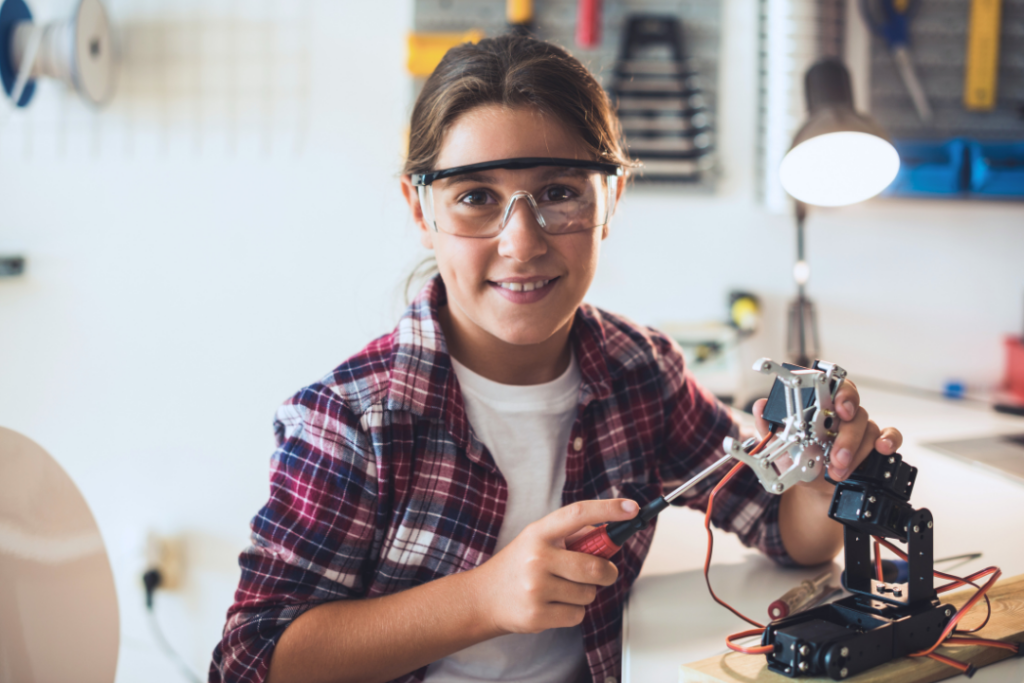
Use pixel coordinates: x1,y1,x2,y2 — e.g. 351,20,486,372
0,0,1021,681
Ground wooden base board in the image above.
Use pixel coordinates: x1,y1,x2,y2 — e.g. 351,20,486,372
680,573,1024,682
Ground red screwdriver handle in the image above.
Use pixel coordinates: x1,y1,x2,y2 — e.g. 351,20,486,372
575,0,602,48
568,525,620,559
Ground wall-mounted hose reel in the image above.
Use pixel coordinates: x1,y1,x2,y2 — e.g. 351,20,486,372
0,0,115,108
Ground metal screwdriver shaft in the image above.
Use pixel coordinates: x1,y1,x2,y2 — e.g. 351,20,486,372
568,453,735,558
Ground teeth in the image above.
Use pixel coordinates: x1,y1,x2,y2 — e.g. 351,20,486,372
497,279,550,292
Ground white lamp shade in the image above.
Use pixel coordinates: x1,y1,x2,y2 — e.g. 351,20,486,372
780,131,900,207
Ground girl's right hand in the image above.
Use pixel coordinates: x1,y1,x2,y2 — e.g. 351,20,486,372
468,498,640,635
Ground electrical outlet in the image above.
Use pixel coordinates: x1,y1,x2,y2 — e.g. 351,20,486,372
144,532,184,591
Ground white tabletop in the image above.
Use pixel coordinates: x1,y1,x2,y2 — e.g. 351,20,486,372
623,386,1024,683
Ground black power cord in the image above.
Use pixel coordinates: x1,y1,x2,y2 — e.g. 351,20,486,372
142,569,203,683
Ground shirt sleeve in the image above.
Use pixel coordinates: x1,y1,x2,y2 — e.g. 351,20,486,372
210,384,383,683
651,332,798,568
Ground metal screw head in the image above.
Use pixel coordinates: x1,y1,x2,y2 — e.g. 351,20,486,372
928,521,933,529
864,510,873,518
799,645,810,656
946,608,953,617
884,471,891,479
868,496,876,503
840,647,849,658
773,483,784,493
798,661,809,672
840,667,849,678
889,456,895,464
807,460,815,469
913,525,920,533
791,643,796,651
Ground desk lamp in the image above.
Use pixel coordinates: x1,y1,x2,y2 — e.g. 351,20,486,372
779,58,900,366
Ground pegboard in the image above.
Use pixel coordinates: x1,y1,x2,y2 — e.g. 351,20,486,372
868,0,1024,140
411,0,724,191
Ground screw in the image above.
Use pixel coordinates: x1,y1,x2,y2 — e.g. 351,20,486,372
841,667,849,678
807,460,815,468
889,456,895,464
799,661,809,672
884,471,891,479
791,644,796,651
913,525,920,533
927,521,933,529
946,608,953,617
773,483,784,493
800,645,810,656
868,496,876,503
840,647,849,658
864,511,873,518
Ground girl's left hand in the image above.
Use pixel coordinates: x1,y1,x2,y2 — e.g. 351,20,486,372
751,379,904,495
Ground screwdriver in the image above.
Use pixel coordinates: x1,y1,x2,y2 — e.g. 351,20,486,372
568,453,734,558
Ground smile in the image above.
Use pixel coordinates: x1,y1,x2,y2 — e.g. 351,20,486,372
495,279,552,292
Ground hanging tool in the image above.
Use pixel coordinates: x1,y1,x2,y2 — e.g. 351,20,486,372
608,15,713,182
859,0,933,125
568,453,734,558
963,0,1003,111
406,29,485,78
506,0,533,34
575,0,601,48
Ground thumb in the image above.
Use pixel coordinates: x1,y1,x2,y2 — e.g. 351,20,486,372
752,398,771,437
537,499,639,543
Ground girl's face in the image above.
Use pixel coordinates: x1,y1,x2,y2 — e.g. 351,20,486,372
402,105,617,349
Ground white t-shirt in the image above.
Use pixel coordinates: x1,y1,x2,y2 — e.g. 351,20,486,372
423,353,587,683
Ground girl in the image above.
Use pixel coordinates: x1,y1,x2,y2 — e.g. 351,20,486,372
211,34,901,683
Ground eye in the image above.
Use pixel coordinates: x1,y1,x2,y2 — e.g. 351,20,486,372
458,189,496,207
540,185,578,202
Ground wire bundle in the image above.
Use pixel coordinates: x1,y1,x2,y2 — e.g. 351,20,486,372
701,434,1021,673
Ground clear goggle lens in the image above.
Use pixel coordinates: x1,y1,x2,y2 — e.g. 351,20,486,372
418,168,618,238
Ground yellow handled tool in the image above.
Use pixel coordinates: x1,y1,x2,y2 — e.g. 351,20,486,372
506,0,533,26
964,0,1002,111
406,29,485,78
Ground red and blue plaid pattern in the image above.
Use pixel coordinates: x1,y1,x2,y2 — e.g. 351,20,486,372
210,276,794,683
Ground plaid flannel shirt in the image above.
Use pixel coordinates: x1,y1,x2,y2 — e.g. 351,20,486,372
210,275,794,683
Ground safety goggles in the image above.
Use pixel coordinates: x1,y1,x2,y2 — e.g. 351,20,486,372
411,157,623,238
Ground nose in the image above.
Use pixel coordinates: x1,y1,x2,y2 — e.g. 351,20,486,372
497,195,548,262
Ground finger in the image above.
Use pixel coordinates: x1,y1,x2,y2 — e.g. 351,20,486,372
833,379,861,422
540,603,586,630
543,575,599,606
551,549,619,587
538,499,639,543
829,406,869,481
848,420,882,472
875,426,902,454
752,398,770,437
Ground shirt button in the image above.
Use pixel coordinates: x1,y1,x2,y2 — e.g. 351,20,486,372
573,436,584,451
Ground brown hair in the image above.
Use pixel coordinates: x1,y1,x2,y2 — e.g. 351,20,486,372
402,33,633,176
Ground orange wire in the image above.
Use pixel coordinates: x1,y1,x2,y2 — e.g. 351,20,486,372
926,652,971,674
945,637,1021,652
909,568,1003,659
726,629,775,655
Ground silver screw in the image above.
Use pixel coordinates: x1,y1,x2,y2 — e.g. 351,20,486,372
913,525,920,533
889,456,895,464
946,608,953,617
791,644,796,651
865,511,873,518
840,647,849,658
800,645,810,656
884,471,891,479
840,667,849,678
799,661,809,672
807,460,815,469
773,483,784,493
928,521,933,529
868,496,876,503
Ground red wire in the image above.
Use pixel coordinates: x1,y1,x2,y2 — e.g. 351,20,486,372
926,652,971,674
704,430,774,643
726,629,774,655
945,637,1021,652
874,539,884,583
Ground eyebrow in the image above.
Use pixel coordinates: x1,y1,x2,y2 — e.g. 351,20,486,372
437,171,501,188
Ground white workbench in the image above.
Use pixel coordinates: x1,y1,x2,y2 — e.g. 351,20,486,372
623,385,1024,683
